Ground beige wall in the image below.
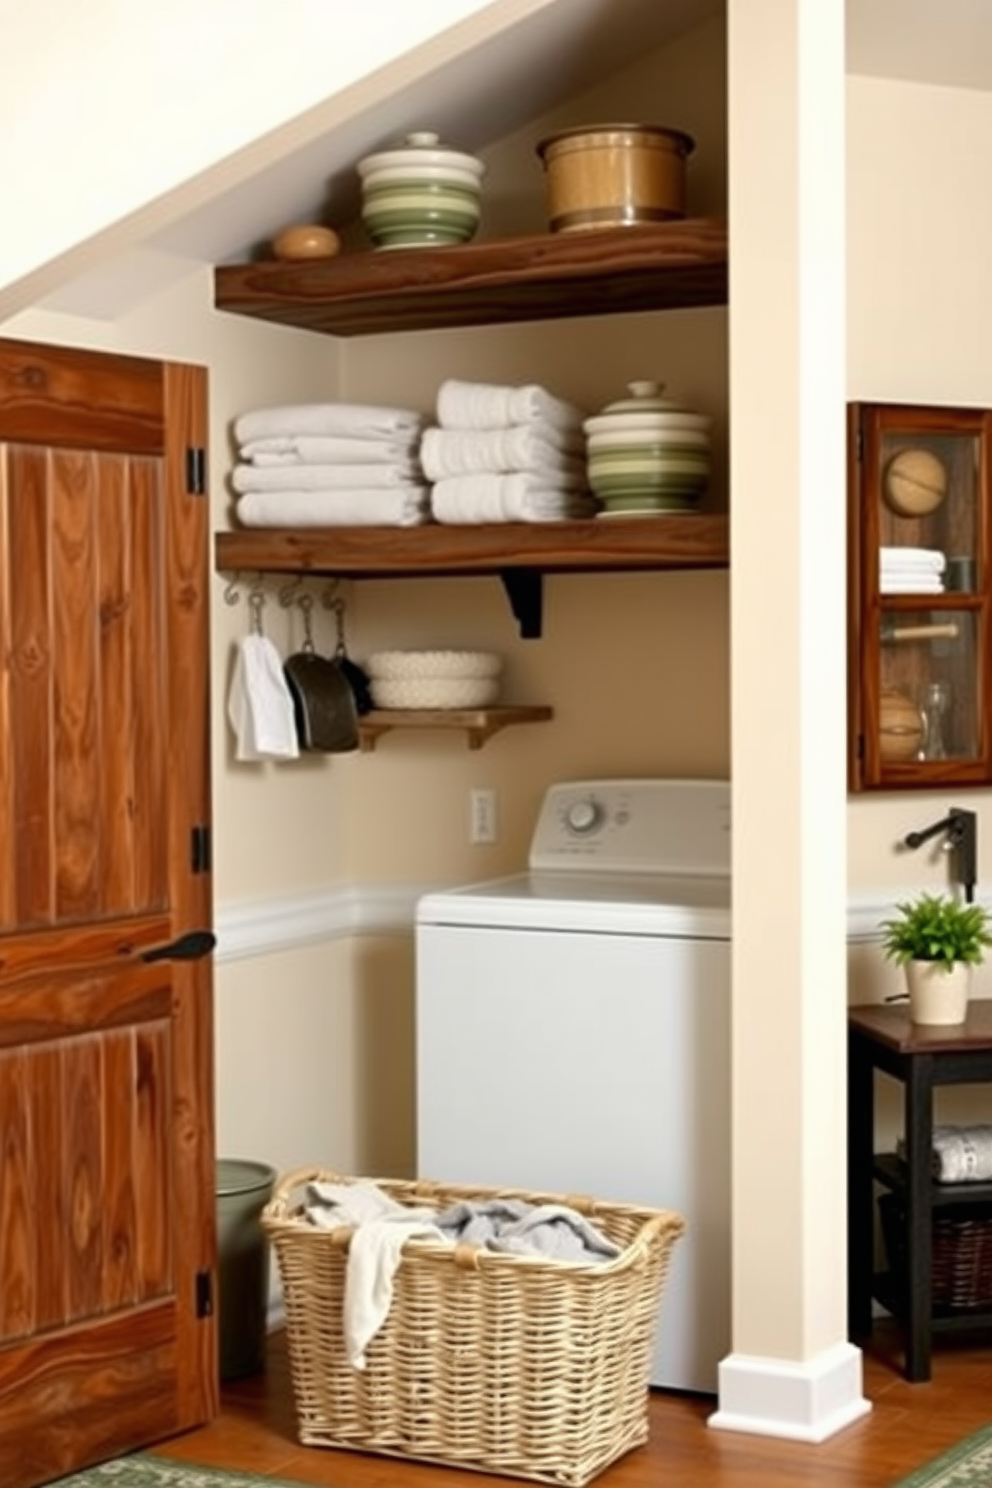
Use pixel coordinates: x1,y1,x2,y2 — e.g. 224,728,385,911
847,72,992,913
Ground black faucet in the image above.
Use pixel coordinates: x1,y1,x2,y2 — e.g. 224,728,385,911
903,808,978,902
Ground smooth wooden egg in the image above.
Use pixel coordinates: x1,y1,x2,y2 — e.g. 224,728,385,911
883,448,948,518
271,224,342,261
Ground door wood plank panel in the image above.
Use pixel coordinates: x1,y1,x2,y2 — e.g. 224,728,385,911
28,1043,67,1332
0,338,165,454
130,456,168,912
0,962,170,1047
133,1023,172,1298
103,1028,140,1310
0,448,13,927
0,912,171,985
162,362,216,1426
96,459,136,916
63,1034,104,1322
0,1306,177,1485
5,446,53,929
0,1049,33,1340
52,450,102,921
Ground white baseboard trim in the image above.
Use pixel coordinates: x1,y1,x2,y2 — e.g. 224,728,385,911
215,882,427,963
215,882,992,964
708,1343,871,1442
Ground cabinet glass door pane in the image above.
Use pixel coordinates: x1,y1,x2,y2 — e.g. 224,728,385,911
878,432,980,592
879,608,979,765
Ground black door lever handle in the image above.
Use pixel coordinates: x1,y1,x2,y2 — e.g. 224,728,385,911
142,929,217,963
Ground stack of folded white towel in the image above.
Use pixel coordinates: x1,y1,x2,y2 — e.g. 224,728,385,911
880,546,946,594
423,378,596,523
231,403,430,527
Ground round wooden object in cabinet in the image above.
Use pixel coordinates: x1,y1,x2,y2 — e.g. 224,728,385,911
879,688,925,763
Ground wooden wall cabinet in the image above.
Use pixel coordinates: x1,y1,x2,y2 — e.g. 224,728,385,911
848,402,992,791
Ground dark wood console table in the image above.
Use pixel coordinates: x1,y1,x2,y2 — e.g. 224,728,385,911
848,1001,992,1381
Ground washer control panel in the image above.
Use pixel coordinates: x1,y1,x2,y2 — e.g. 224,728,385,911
528,778,731,875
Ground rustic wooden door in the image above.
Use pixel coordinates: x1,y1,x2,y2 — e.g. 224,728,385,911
0,338,217,1487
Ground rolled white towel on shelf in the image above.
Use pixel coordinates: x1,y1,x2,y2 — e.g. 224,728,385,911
436,378,585,434
420,425,585,480
234,402,426,445
241,434,422,466
232,461,422,494
896,1124,992,1184
431,472,596,524
237,487,432,528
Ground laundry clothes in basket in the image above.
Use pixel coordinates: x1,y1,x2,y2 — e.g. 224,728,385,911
262,1167,686,1487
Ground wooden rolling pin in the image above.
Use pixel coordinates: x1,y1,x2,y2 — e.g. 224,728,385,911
881,621,960,643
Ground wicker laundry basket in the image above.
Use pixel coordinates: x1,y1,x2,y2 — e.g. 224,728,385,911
262,1168,686,1487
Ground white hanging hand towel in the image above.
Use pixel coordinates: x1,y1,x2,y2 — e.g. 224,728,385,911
227,634,300,761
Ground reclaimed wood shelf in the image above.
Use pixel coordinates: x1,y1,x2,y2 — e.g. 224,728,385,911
213,218,728,337
214,516,729,637
213,221,730,637
358,705,553,752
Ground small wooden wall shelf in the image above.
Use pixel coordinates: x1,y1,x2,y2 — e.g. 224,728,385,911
213,219,728,337
358,705,553,752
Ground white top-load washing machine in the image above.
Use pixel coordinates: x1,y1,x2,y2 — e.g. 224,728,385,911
415,778,731,1395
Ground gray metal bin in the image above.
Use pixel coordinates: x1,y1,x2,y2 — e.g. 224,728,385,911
216,1158,276,1380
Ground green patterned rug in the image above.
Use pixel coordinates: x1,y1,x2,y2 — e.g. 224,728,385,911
52,1458,306,1488
894,1425,992,1487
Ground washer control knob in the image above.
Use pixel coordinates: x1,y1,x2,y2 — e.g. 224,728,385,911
565,798,602,835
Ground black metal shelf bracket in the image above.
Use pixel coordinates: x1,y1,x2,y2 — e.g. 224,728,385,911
500,569,543,639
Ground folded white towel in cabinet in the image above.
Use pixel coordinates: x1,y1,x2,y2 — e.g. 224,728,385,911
232,461,422,494
436,378,585,433
431,472,595,523
241,434,422,466
237,488,431,528
420,424,585,480
235,402,425,444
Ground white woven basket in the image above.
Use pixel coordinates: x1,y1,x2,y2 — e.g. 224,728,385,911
367,649,503,681
370,676,500,710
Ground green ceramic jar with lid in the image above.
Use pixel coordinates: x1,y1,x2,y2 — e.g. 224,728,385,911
583,381,711,516
356,131,485,250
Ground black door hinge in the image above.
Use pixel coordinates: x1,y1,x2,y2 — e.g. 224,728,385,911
196,1269,213,1319
186,447,206,496
191,824,212,874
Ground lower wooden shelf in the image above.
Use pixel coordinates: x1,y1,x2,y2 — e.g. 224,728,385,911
358,705,553,752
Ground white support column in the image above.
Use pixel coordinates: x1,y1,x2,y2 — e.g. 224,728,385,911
710,0,871,1441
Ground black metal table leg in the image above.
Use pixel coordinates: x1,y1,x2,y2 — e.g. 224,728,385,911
904,1054,934,1382
848,1027,876,1338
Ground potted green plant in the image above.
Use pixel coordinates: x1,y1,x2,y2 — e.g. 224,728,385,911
879,891,992,1025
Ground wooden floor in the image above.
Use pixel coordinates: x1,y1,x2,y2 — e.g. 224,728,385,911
155,1325,992,1488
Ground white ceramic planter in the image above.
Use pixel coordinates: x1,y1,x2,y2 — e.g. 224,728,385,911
905,959,971,1025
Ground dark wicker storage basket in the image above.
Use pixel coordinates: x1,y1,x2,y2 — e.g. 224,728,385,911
879,1191,992,1310
263,1167,686,1487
